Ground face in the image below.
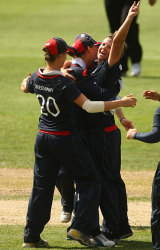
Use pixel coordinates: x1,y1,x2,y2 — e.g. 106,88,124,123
87,45,99,64
97,37,113,62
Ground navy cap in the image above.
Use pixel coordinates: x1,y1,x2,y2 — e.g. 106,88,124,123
72,33,101,53
43,37,74,55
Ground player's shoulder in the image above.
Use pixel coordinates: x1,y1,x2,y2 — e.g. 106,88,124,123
30,70,39,78
57,74,74,88
70,64,83,71
70,65,84,78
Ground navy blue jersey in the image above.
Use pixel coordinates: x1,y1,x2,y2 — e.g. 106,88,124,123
70,60,122,129
70,64,116,129
92,60,122,88
84,60,122,129
26,69,81,131
134,106,160,143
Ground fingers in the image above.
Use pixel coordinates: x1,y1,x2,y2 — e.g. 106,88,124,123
143,96,151,99
137,1,141,7
131,1,140,13
131,98,137,107
131,97,137,104
143,90,152,95
126,94,133,97
66,74,76,82
23,77,29,83
143,91,152,99
67,68,74,72
126,128,137,139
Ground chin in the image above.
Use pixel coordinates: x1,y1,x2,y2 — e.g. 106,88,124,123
99,55,105,61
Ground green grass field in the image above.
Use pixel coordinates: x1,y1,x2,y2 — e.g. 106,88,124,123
0,225,152,250
0,0,160,249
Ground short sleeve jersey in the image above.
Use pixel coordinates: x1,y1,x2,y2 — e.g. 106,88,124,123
26,70,81,131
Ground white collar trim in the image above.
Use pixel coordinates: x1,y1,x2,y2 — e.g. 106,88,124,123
39,68,63,76
72,58,86,70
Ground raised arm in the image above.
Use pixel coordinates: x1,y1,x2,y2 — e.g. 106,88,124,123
108,1,140,67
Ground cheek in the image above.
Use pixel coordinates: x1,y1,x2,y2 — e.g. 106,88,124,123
105,48,110,56
94,49,98,57
98,47,101,53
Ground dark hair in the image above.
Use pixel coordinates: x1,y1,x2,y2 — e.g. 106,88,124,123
67,44,94,58
42,47,58,62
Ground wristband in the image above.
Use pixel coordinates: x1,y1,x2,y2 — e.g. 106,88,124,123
120,117,126,122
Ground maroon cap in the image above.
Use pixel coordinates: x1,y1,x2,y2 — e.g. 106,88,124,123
43,37,74,55
72,33,101,53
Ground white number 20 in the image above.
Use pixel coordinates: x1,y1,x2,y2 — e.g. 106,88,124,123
37,94,60,117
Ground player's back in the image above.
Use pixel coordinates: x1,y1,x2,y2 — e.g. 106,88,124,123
26,69,81,131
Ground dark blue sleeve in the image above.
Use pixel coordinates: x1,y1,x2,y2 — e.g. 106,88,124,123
103,61,122,94
106,61,122,85
91,60,121,97
70,66,84,81
63,78,82,102
133,107,160,143
26,71,38,93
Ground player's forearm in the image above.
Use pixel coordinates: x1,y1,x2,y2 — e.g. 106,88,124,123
116,108,125,120
134,129,160,143
104,97,136,111
113,18,133,45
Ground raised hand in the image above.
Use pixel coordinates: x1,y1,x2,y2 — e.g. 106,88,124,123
128,1,140,19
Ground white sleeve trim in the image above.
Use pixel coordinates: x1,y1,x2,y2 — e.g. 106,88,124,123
82,99,105,113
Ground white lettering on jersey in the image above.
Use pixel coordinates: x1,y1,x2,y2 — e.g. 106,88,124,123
35,84,53,92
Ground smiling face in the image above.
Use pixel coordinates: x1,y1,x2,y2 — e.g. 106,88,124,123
97,37,113,63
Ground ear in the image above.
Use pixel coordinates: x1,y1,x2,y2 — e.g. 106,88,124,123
87,46,92,54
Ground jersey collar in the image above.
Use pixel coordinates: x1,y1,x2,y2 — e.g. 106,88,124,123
39,68,63,76
72,58,86,70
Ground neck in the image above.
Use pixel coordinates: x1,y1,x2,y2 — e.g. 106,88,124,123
44,63,61,73
80,54,91,67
